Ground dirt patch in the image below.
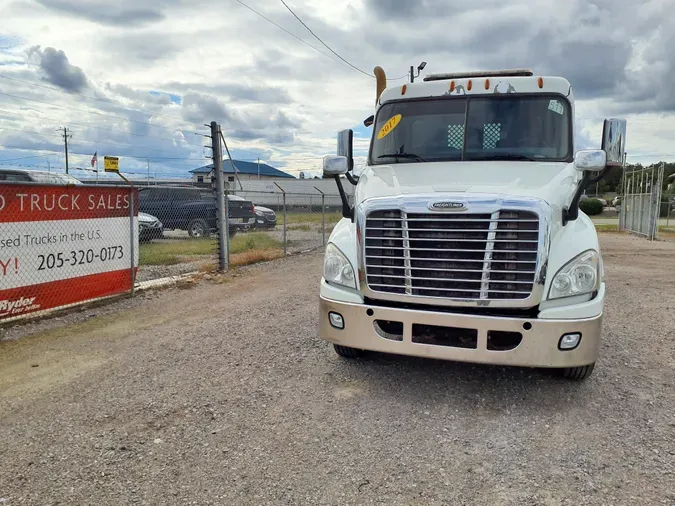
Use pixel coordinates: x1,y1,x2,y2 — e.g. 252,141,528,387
0,236,674,505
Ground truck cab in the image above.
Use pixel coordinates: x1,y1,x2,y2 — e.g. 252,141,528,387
319,68,626,380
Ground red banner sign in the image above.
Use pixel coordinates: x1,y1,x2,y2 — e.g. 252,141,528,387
0,184,139,320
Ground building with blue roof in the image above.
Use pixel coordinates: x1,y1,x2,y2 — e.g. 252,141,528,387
190,159,295,184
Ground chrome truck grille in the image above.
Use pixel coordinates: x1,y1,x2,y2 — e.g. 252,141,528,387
360,197,548,307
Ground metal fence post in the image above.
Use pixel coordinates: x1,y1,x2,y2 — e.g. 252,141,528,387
314,186,326,246
211,121,227,270
283,192,287,256
129,186,135,295
274,183,287,256
224,189,230,265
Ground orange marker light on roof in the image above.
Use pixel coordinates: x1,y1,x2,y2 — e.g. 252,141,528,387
467,80,472,91
450,81,455,92
401,84,407,95
485,79,490,90
538,77,544,89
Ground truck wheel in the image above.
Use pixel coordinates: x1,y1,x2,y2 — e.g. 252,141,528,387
561,363,595,380
187,219,209,238
333,344,363,358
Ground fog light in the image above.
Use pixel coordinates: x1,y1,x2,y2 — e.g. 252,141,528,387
329,312,344,330
559,333,581,350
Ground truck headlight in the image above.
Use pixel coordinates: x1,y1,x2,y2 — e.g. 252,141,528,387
323,243,356,289
548,250,600,300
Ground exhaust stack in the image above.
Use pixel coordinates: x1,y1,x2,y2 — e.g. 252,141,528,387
374,66,386,104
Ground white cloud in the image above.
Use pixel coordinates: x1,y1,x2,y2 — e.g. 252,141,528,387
0,0,673,181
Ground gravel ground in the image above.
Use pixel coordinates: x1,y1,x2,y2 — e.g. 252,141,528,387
0,232,674,505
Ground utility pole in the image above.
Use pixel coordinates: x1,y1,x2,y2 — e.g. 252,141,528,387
61,127,72,174
147,159,150,186
210,122,228,271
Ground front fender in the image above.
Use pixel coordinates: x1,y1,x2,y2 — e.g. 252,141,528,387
543,211,602,299
326,217,359,270
320,218,363,303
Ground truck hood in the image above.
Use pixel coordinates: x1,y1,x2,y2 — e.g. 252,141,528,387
356,161,579,209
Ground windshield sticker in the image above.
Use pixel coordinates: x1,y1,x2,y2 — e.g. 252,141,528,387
377,114,402,140
443,84,466,96
493,81,516,94
548,99,564,115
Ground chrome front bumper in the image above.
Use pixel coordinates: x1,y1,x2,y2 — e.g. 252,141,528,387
319,296,602,368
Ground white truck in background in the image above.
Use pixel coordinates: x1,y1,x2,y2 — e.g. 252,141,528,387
319,67,626,380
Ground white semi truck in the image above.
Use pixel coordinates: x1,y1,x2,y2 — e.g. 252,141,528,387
319,67,626,380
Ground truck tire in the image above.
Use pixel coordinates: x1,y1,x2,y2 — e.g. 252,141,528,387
333,344,363,358
561,363,595,380
187,219,209,238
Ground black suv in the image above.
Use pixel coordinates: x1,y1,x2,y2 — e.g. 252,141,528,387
138,187,256,237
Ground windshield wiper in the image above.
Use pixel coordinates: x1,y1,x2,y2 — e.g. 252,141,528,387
466,153,543,161
377,153,427,162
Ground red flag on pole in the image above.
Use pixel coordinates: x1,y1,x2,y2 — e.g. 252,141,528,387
91,151,97,167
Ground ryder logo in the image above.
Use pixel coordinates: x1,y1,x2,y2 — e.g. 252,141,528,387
0,296,40,317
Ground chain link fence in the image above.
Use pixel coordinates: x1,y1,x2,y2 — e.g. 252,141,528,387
135,186,347,277
135,185,219,282
0,179,347,322
135,186,348,280
229,189,347,258
618,163,665,240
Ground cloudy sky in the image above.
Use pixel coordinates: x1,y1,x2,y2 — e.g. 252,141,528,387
0,0,673,180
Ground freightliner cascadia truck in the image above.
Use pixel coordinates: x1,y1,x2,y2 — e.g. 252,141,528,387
319,67,626,381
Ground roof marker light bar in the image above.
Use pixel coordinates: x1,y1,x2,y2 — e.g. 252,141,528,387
423,69,534,82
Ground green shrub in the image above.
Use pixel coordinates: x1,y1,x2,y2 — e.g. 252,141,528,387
579,198,604,216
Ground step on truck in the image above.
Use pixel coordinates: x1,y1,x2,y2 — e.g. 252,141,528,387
319,67,627,380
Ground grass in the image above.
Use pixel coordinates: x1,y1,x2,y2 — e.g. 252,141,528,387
229,232,282,254
595,224,619,232
595,223,675,238
231,249,284,267
139,239,216,265
278,212,342,226
139,233,283,266
287,224,312,231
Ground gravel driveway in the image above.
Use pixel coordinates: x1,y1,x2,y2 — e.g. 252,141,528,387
0,233,674,505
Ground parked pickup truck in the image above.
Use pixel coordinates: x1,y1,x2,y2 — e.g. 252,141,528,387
138,186,255,237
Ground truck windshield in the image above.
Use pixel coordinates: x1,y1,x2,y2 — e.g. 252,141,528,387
369,95,571,164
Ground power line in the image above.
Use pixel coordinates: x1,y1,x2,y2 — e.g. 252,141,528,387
232,0,349,71
232,0,411,80
0,108,182,143
0,143,208,162
0,125,193,154
0,153,53,163
0,90,198,135
0,143,331,166
278,0,374,78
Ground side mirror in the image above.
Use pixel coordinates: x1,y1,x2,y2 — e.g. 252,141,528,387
323,155,349,177
337,129,354,171
574,149,606,172
363,115,374,127
601,118,627,167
